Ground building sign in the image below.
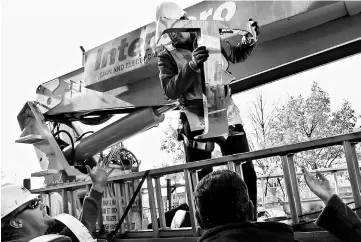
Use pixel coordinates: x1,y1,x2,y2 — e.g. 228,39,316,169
84,0,332,92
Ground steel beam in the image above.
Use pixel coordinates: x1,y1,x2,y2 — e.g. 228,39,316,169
231,37,361,94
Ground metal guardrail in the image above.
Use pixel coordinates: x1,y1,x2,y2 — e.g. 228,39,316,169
33,131,361,241
32,131,361,192
258,166,360,210
141,166,359,212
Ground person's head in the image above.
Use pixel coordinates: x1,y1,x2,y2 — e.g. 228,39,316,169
155,1,193,45
1,184,54,241
194,170,254,229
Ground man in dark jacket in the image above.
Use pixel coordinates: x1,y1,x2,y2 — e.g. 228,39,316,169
1,164,110,242
194,170,294,242
156,1,259,214
302,166,361,242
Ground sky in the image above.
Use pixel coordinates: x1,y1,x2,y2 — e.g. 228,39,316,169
1,0,361,188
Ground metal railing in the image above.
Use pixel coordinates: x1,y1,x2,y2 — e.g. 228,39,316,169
140,166,357,217
32,131,361,240
258,166,356,210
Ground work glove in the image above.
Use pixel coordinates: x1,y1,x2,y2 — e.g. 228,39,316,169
248,19,260,37
244,19,260,45
189,46,209,69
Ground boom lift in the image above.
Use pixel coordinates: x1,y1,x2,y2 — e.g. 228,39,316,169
15,1,361,241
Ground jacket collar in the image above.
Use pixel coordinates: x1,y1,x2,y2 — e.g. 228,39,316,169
198,221,294,242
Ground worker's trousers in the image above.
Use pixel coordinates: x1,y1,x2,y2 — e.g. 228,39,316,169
182,117,258,219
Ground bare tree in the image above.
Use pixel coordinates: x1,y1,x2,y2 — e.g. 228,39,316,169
248,92,281,175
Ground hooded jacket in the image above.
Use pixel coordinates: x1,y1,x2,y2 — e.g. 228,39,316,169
198,221,294,242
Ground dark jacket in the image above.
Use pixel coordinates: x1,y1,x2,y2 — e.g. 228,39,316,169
158,34,256,100
59,189,102,241
316,194,361,242
198,221,294,242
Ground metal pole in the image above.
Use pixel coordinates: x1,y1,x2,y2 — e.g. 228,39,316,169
62,189,69,214
40,193,46,213
155,177,166,229
147,177,159,237
190,171,199,192
167,179,172,211
70,190,78,217
343,141,361,217
281,155,299,224
235,163,244,180
184,169,198,236
351,143,361,187
287,155,302,216
333,172,339,195
261,178,265,210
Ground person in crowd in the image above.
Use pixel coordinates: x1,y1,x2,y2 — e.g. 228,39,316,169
1,163,111,242
194,170,294,242
302,166,361,242
155,1,259,217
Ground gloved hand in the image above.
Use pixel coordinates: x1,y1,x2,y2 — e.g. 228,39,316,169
190,46,209,69
247,19,260,43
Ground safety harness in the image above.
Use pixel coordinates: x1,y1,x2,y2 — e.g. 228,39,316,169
163,43,242,152
178,132,215,152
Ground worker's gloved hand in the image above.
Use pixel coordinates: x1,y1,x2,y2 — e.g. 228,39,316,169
242,19,260,45
86,156,114,194
248,19,260,37
190,46,209,69
301,166,334,205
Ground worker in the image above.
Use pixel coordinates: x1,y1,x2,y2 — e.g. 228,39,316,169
302,166,361,242
194,170,294,242
1,163,111,242
155,1,259,217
